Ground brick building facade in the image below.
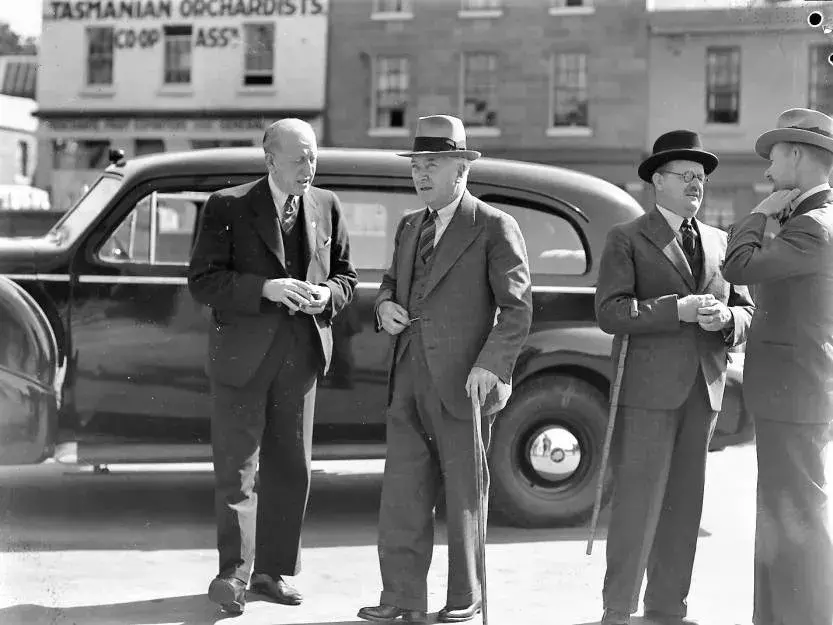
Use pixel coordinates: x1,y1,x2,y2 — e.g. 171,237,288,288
326,0,650,191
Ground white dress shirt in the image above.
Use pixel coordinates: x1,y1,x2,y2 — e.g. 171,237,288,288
267,175,297,220
790,182,831,212
655,203,690,245
428,192,464,246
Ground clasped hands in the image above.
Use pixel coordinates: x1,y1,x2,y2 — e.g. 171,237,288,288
378,300,499,406
678,293,732,332
262,278,330,315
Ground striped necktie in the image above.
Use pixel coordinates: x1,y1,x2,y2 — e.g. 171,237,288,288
280,195,298,233
417,208,437,263
680,218,697,259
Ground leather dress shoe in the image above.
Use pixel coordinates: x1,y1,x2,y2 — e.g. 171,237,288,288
250,573,303,605
644,611,699,625
600,609,630,625
438,600,482,622
207,575,246,615
357,603,427,622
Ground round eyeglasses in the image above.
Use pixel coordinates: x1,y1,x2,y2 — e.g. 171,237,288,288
660,170,709,184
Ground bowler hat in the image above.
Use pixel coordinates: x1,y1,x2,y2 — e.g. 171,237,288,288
638,130,718,183
398,115,481,161
755,108,833,159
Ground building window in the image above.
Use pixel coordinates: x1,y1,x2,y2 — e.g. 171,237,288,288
461,0,502,9
373,0,412,12
86,27,114,86
809,45,833,116
1,60,37,98
706,47,740,124
52,140,111,170
550,52,589,128
163,25,192,84
372,56,409,130
244,24,275,86
134,139,166,157
461,53,498,128
17,141,29,178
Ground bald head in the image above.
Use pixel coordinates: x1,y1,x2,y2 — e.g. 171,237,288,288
263,118,318,195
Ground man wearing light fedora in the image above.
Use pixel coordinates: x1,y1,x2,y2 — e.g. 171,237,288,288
595,130,754,625
357,115,532,624
722,108,833,625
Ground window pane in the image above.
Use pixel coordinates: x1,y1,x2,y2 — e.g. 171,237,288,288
134,139,165,156
244,24,275,86
330,188,423,270
374,56,409,128
164,26,192,84
490,200,587,275
374,0,412,11
87,27,113,85
552,53,589,127
706,47,740,124
462,53,498,127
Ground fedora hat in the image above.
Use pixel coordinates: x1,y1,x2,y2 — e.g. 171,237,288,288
397,114,481,161
754,108,833,159
638,130,718,183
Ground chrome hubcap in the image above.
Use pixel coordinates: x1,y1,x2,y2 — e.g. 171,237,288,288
527,426,581,482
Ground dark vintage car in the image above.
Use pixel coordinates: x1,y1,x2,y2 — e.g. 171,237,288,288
0,147,752,527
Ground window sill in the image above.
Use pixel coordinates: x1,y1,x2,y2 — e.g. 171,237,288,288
371,11,414,20
467,126,501,137
368,127,410,137
237,88,278,97
549,6,595,16
78,87,116,99
546,126,593,137
157,86,194,98
458,9,504,19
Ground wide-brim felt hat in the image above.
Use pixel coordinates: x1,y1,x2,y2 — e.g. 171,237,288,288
397,114,481,161
638,130,718,182
755,108,833,159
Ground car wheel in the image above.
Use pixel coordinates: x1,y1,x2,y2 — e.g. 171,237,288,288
489,374,611,528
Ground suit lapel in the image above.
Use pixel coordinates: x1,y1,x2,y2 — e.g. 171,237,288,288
791,189,833,220
301,189,320,281
641,208,696,291
696,220,720,291
423,191,482,297
250,177,285,264
396,209,424,306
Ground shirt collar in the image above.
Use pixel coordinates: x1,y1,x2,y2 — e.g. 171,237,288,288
429,192,463,223
655,203,689,232
790,183,831,210
267,174,293,212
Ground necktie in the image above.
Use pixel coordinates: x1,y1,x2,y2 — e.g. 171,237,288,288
680,219,697,260
280,195,298,233
417,209,437,263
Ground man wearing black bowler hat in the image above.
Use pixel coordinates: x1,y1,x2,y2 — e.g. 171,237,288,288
594,130,754,625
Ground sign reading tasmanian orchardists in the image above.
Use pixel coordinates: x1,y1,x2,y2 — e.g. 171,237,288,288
46,0,326,21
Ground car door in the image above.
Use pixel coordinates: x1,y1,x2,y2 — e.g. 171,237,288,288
67,177,251,442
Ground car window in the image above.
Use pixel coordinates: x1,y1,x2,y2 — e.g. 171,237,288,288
487,200,587,276
333,188,423,270
98,190,206,267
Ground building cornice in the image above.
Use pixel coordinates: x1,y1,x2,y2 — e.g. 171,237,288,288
34,108,323,119
649,5,810,36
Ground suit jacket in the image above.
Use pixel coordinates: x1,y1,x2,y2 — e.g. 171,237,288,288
722,190,833,424
187,177,357,388
595,208,755,411
374,191,533,420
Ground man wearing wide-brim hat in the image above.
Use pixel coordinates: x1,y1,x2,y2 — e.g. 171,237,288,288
722,107,833,625
595,130,754,625
357,115,532,624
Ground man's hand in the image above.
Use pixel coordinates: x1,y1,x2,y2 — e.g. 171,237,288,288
378,300,411,336
466,366,499,407
696,300,732,332
261,278,313,313
751,189,802,219
678,294,716,323
298,283,331,315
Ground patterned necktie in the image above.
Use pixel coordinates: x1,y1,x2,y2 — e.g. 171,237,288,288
280,195,298,233
680,218,697,260
417,209,437,263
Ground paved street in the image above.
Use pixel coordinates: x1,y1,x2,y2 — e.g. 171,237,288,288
0,441,828,625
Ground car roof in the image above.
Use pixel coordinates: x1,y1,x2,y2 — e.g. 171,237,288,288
107,147,644,224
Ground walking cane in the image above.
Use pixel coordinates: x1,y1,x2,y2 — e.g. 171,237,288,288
471,394,489,625
586,298,638,556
